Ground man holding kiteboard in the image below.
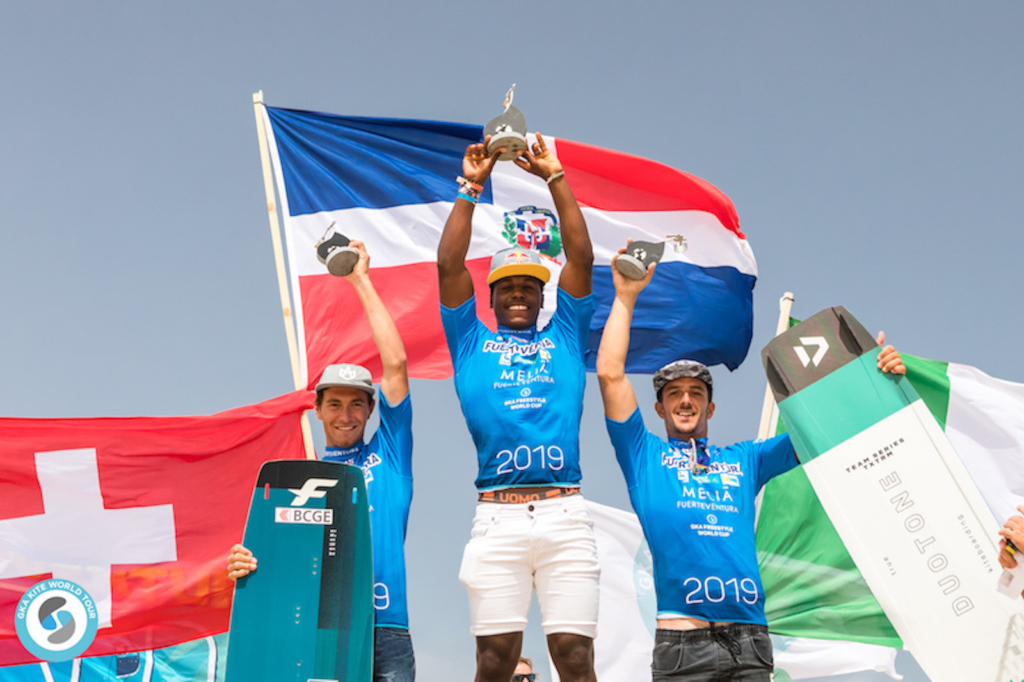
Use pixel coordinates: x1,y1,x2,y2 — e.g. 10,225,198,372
437,133,599,682
596,248,905,680
228,241,416,682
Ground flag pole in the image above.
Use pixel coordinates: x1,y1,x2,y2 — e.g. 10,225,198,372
253,90,316,459
756,292,794,440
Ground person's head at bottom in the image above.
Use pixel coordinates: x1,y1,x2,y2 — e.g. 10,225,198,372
512,656,536,682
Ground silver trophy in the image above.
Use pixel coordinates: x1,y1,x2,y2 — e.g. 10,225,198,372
484,84,528,161
615,240,666,280
315,223,359,277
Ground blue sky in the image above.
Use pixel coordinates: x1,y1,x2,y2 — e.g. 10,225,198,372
2,2,1022,679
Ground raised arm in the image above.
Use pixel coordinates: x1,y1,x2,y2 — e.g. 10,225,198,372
437,139,502,308
346,241,408,404
513,133,593,298
596,247,656,421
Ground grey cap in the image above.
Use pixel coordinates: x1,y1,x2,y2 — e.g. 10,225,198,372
652,360,713,398
315,363,375,397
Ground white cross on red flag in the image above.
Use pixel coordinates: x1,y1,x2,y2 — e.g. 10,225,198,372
0,390,312,666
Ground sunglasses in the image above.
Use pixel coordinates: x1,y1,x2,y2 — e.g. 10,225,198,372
512,675,536,682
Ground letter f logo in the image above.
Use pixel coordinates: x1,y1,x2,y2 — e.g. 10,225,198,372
288,478,338,506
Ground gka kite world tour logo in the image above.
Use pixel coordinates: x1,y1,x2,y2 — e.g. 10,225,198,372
503,206,562,261
16,579,99,661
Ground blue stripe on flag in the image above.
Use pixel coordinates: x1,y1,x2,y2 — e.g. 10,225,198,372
266,107,490,214
586,263,755,372
0,635,227,681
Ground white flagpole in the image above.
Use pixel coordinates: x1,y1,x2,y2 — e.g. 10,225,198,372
252,91,316,459
754,291,795,529
756,291,795,440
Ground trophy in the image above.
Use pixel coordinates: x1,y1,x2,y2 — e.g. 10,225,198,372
484,84,528,160
315,222,359,277
614,240,666,280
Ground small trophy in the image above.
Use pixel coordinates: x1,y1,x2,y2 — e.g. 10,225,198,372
315,223,359,277
484,84,528,161
615,240,665,280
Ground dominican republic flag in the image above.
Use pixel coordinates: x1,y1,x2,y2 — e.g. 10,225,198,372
0,391,312,666
261,106,757,387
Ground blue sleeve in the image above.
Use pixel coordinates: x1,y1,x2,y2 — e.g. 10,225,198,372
549,288,595,355
440,295,481,371
605,407,651,490
753,433,798,490
377,391,413,479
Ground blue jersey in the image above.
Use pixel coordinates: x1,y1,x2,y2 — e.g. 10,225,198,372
323,392,413,629
440,289,594,491
607,408,797,624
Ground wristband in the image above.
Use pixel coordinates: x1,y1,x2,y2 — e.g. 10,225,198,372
456,176,482,204
457,176,483,193
545,171,565,185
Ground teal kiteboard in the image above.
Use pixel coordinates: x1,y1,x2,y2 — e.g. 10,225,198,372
762,307,1024,682
225,460,373,682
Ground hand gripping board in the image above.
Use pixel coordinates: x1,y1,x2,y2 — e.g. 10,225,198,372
225,460,373,682
762,307,1024,682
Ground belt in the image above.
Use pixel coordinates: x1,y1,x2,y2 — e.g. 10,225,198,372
478,486,580,504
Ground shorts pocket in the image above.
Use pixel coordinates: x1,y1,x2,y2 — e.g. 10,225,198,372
750,629,774,668
651,639,685,675
564,505,595,530
470,512,499,539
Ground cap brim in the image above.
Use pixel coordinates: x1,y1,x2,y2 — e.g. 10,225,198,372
314,381,376,397
487,263,551,285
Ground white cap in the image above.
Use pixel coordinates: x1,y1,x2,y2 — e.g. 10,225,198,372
315,363,375,397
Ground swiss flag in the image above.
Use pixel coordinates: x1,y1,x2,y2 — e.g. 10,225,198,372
0,390,313,666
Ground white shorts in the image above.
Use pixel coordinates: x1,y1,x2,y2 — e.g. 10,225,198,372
458,494,600,638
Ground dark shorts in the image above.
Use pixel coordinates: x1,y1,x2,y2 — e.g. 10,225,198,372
652,624,773,681
374,626,416,682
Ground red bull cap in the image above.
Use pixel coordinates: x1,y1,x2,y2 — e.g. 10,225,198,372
486,246,551,285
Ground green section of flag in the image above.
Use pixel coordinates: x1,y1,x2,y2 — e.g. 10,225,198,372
758,464,902,646
758,350,950,647
902,354,950,429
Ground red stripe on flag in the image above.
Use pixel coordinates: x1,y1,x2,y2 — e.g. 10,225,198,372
0,391,312,665
556,138,745,239
298,257,497,387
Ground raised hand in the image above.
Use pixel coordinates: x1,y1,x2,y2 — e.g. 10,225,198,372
513,132,564,181
876,331,906,375
345,240,371,281
463,136,503,186
611,241,656,298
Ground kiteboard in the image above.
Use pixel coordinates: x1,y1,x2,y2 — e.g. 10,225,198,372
762,307,1024,682
225,460,373,682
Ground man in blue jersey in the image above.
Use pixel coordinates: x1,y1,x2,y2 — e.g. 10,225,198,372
227,241,415,682
437,134,598,682
595,250,905,680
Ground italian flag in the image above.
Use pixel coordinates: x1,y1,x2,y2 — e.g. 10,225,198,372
757,354,1024,679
